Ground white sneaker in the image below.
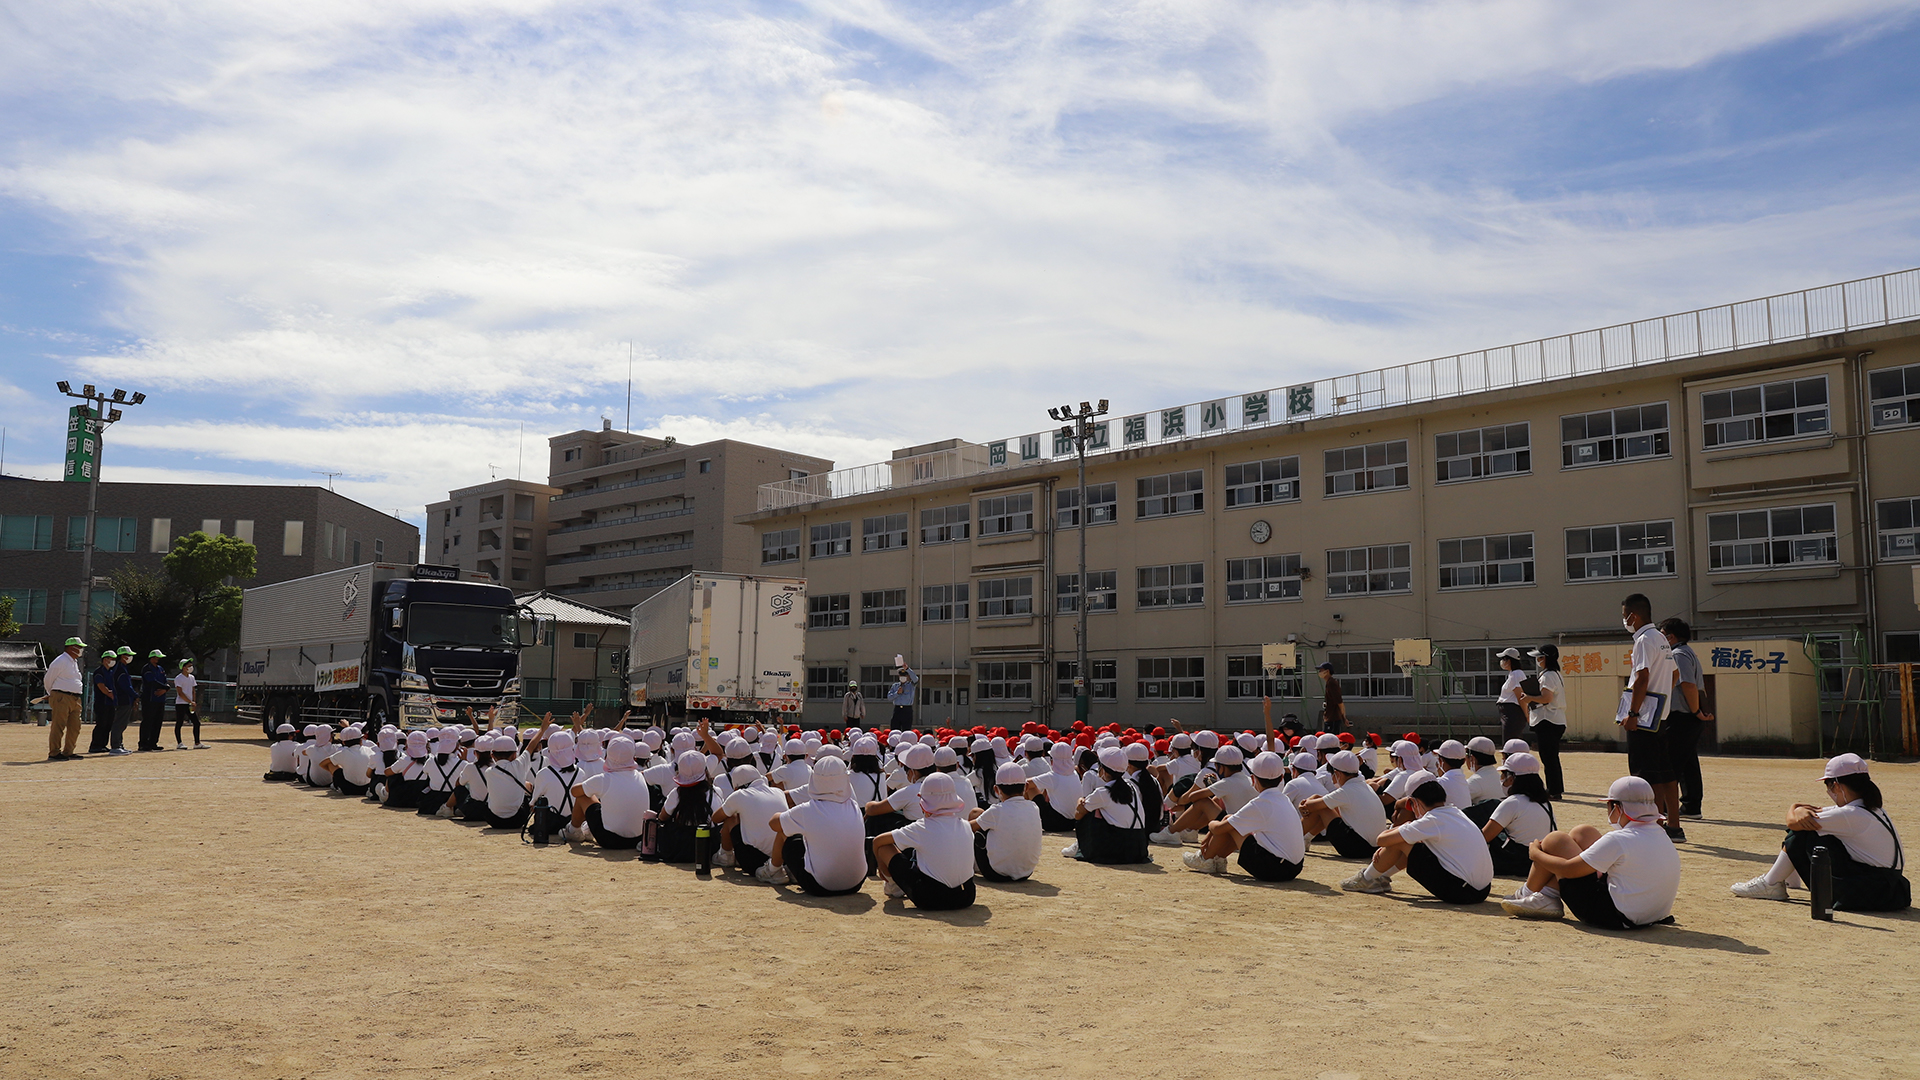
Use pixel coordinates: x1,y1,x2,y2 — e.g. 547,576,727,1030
108,748,131,756
883,878,906,898
712,848,737,868
754,863,789,885
1178,831,1200,844
434,805,456,819
1060,843,1081,859
1499,887,1529,903
1730,876,1789,901
193,742,211,749
1502,891,1565,919
1182,851,1225,874
563,825,589,843
1149,830,1185,847
1340,870,1390,894
177,743,188,750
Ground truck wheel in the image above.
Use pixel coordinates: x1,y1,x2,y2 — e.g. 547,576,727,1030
367,698,389,734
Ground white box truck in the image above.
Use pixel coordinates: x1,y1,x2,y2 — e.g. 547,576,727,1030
626,572,806,723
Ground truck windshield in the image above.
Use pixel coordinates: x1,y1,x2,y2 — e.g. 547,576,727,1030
407,604,517,649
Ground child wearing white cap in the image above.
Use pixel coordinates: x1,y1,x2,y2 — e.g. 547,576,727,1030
264,724,300,781
529,733,584,841
1502,776,1680,926
1341,776,1494,903
1729,754,1908,911
378,731,433,808
1157,745,1255,844
1183,751,1305,881
1464,737,1504,806
1479,753,1556,877
970,762,1042,882
420,730,465,817
1029,743,1082,833
316,726,379,797
765,756,867,895
1299,750,1389,859
1069,746,1151,864
572,738,654,850
1282,752,1328,811
717,764,793,875
655,751,718,862
874,773,977,909
1431,741,1472,810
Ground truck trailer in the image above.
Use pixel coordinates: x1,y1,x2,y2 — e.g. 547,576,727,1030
626,572,805,725
238,563,528,734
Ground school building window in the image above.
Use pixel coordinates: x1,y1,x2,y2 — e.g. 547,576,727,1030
1702,376,1829,448
1437,533,1535,590
1324,440,1408,496
1055,659,1118,701
69,516,137,552
809,521,852,559
1442,646,1527,698
0,516,52,551
920,504,971,545
1562,402,1670,468
1565,520,1677,581
1707,503,1837,571
978,494,1035,537
1325,544,1411,596
976,661,1034,701
1225,554,1302,603
858,665,892,701
1136,470,1204,518
1224,456,1300,507
697,459,712,473
1885,632,1920,665
1868,362,1920,429
1137,563,1204,608
1055,570,1117,614
862,513,908,551
1136,656,1205,700
374,538,384,560
61,588,116,625
563,447,582,462
283,520,305,557
1876,497,1920,561
808,593,850,630
921,583,970,623
805,666,849,700
860,589,908,626
150,518,172,553
235,520,254,545
1327,649,1411,698
1056,483,1118,527
1434,423,1530,483
977,576,1034,618
0,589,48,624
1225,654,1302,700
760,528,800,564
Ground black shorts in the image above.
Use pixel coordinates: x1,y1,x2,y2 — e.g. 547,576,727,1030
584,804,642,849
1322,816,1377,859
1626,728,1675,785
1559,872,1650,930
1488,835,1533,877
973,832,1025,883
1237,836,1302,883
1405,842,1491,904
887,851,975,910
1035,796,1077,833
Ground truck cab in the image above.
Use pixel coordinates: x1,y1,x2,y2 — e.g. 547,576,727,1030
377,573,524,728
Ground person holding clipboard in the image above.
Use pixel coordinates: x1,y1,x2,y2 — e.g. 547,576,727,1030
1619,594,1684,842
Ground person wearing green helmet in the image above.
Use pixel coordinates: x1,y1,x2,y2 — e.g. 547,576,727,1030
138,649,170,752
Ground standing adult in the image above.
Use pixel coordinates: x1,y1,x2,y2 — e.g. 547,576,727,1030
173,659,206,749
1316,662,1346,734
1659,618,1710,819
1514,645,1566,800
43,637,87,761
86,648,120,754
112,647,139,755
841,680,866,728
1621,594,1682,841
1494,648,1530,744
138,650,170,752
887,664,919,730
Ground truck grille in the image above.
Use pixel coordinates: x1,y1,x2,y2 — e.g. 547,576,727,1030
430,667,504,691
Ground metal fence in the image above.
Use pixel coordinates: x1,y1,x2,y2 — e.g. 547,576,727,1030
760,266,1920,510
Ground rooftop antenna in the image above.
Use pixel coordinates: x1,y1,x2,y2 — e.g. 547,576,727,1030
517,421,524,480
487,462,501,481
313,470,341,492
626,341,633,432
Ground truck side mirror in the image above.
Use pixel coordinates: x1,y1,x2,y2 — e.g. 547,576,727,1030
389,607,404,631
517,616,537,648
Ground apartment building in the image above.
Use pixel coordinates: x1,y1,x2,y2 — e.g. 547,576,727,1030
739,270,1920,735
425,478,559,588
541,423,832,613
515,590,631,707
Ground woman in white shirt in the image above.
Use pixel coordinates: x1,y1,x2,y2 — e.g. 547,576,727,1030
1502,776,1680,927
1730,753,1909,911
1069,746,1151,864
1494,647,1530,743
171,660,206,750
875,773,977,909
1513,644,1567,799
1342,778,1495,903
1480,752,1557,877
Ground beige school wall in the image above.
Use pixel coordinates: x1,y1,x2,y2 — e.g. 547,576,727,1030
1561,638,1820,750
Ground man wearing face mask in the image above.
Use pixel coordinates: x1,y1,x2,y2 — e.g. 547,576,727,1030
1620,593,1684,842
886,663,919,731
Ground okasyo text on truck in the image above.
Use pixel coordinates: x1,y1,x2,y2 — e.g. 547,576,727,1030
627,572,806,725
238,563,533,733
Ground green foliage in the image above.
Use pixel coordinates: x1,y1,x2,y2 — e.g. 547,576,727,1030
0,594,17,639
96,564,188,659
93,531,259,664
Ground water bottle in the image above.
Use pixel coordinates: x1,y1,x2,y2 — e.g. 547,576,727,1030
694,822,714,877
1810,845,1834,921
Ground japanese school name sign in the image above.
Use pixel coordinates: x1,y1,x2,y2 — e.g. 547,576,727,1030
1559,638,1816,748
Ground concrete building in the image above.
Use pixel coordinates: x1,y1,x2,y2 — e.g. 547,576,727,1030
424,478,559,589
739,268,1920,742
516,590,631,709
0,476,419,675
540,423,832,612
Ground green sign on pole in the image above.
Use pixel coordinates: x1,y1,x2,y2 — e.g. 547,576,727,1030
64,405,101,482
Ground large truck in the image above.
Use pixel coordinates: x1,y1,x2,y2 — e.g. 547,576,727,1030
626,572,806,725
238,563,528,734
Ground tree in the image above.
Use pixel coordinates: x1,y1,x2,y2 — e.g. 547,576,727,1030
163,531,257,661
0,594,17,639
96,564,188,659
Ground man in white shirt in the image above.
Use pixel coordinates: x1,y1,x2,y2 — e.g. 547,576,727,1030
1184,751,1305,881
43,637,88,761
971,763,1042,882
1622,593,1684,840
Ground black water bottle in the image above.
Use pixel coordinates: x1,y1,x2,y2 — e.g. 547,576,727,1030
694,821,714,877
530,797,551,845
1810,846,1834,921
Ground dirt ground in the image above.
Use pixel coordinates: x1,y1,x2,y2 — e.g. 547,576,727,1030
2,723,1917,1080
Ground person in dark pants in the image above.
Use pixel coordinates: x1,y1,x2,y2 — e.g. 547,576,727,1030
886,665,919,730
111,647,139,754
1515,645,1567,800
86,651,120,754
137,650,170,752
1494,648,1530,743
1659,619,1710,819
1729,753,1908,911
1316,663,1346,734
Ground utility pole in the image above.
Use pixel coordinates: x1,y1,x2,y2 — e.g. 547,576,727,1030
1048,399,1109,726
54,381,146,660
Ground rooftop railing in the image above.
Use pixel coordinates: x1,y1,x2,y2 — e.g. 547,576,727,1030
758,267,1920,511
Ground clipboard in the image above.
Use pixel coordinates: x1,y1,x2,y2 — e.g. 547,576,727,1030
1616,690,1667,732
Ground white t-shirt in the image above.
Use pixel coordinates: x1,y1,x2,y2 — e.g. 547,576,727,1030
483,759,532,816
1031,772,1081,815
1489,794,1556,845
1530,669,1567,727
849,768,888,806
423,756,461,792
1398,805,1495,889
1358,745,1378,772
1282,773,1328,810
268,741,299,772
1322,776,1390,841
332,745,379,786
1579,822,1681,925
769,760,812,794
1436,768,1471,809
1083,779,1143,829
890,815,975,889
530,764,580,814
1203,772,1258,815
1226,787,1307,865
1165,755,1202,782
777,797,867,892
974,797,1042,880
1498,668,1526,705
1383,769,1417,800
884,779,927,821
581,770,654,838
1022,757,1050,779
1630,623,1677,723
1468,768,1504,804
453,760,488,800
172,673,196,706
1815,801,1903,868
721,782,792,855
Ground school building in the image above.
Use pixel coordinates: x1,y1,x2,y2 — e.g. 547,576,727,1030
739,269,1920,748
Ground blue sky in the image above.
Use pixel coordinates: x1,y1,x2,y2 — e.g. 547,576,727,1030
3,0,1919,525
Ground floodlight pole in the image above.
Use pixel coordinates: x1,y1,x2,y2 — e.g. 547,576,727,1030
56,384,143,659
1050,400,1108,727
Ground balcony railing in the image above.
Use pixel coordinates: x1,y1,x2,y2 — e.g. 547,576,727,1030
553,470,685,502
551,505,694,535
759,266,1920,510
